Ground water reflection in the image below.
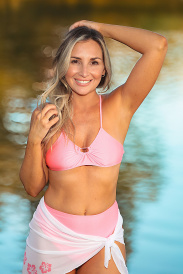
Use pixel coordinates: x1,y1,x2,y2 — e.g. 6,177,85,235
0,6,183,274
2,87,36,146
0,192,33,273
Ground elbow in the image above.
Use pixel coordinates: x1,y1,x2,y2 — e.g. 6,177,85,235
20,181,36,198
26,187,40,198
157,35,168,52
20,180,39,198
19,172,43,198
25,186,42,198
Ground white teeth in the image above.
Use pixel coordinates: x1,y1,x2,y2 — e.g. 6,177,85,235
76,80,91,84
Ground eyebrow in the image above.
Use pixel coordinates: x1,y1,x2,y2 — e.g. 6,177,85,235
71,56,102,60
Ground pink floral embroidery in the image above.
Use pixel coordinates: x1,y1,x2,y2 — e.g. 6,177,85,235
23,251,27,265
27,263,37,274
39,262,52,273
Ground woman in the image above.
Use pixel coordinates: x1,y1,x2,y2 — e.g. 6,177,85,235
20,20,167,274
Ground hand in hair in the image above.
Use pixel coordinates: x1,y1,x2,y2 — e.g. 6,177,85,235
69,20,101,33
28,104,59,145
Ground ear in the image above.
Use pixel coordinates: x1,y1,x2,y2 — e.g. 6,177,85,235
102,68,106,77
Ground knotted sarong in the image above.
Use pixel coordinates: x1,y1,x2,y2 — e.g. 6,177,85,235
22,197,128,274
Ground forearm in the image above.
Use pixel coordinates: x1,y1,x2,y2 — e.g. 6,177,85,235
98,23,167,54
19,139,47,197
19,103,59,196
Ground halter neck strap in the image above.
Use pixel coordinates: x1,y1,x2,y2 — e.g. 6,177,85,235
99,95,102,128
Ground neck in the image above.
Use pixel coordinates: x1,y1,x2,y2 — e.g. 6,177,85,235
71,91,100,112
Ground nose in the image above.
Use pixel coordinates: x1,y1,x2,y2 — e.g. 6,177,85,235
79,64,89,78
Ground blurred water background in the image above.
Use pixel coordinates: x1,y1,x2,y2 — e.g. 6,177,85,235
0,0,183,273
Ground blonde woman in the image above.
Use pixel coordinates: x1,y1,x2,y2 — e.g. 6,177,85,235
20,20,167,274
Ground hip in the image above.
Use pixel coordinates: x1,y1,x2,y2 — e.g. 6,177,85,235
44,197,119,238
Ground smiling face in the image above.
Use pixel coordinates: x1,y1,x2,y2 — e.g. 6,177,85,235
65,39,105,96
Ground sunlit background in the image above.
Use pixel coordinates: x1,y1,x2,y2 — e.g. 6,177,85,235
0,0,183,273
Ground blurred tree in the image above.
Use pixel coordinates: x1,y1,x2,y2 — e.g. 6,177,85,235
0,0,183,11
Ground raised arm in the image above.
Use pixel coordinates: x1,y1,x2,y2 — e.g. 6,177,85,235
19,104,59,197
70,20,168,116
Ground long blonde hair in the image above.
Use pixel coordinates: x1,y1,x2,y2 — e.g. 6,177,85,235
38,26,112,145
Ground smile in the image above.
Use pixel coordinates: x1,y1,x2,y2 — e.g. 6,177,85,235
75,79,92,84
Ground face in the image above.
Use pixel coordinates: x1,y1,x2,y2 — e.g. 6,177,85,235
65,39,105,96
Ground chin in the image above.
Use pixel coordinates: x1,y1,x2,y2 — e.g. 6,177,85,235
71,85,99,96
72,90,96,96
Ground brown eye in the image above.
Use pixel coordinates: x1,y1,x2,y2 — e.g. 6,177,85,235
71,59,78,64
91,61,99,65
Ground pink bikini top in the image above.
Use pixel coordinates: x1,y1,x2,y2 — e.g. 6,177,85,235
46,95,124,171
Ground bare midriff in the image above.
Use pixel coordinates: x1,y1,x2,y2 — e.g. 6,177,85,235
44,163,121,216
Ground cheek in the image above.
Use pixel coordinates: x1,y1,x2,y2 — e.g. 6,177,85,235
65,68,76,82
92,67,104,78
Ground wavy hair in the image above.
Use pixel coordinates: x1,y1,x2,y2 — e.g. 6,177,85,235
38,26,112,145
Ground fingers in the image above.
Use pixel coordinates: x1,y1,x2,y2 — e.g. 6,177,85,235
43,108,58,122
34,104,56,119
29,104,60,144
34,104,59,126
69,20,98,32
32,104,55,119
40,103,57,117
69,20,85,31
37,107,59,128
48,115,59,128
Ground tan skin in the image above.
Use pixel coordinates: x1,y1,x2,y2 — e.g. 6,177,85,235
20,20,168,273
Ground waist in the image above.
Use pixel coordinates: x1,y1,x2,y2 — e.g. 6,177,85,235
44,199,119,238
45,176,118,215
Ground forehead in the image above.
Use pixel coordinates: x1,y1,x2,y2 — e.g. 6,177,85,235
71,39,103,58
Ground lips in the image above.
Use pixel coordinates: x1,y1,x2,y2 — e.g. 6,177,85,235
75,79,92,86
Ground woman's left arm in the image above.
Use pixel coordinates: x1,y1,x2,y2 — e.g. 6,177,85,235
70,20,168,116
100,23,168,115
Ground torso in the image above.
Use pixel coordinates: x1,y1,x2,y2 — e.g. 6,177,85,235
44,88,132,215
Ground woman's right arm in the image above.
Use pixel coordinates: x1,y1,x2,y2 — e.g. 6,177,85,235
19,104,59,197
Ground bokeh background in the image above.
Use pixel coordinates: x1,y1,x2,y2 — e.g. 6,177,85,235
0,0,183,273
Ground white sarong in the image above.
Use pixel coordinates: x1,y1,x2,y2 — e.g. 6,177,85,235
22,197,128,274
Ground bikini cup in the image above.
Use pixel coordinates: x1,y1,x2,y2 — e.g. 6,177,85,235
45,95,124,171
